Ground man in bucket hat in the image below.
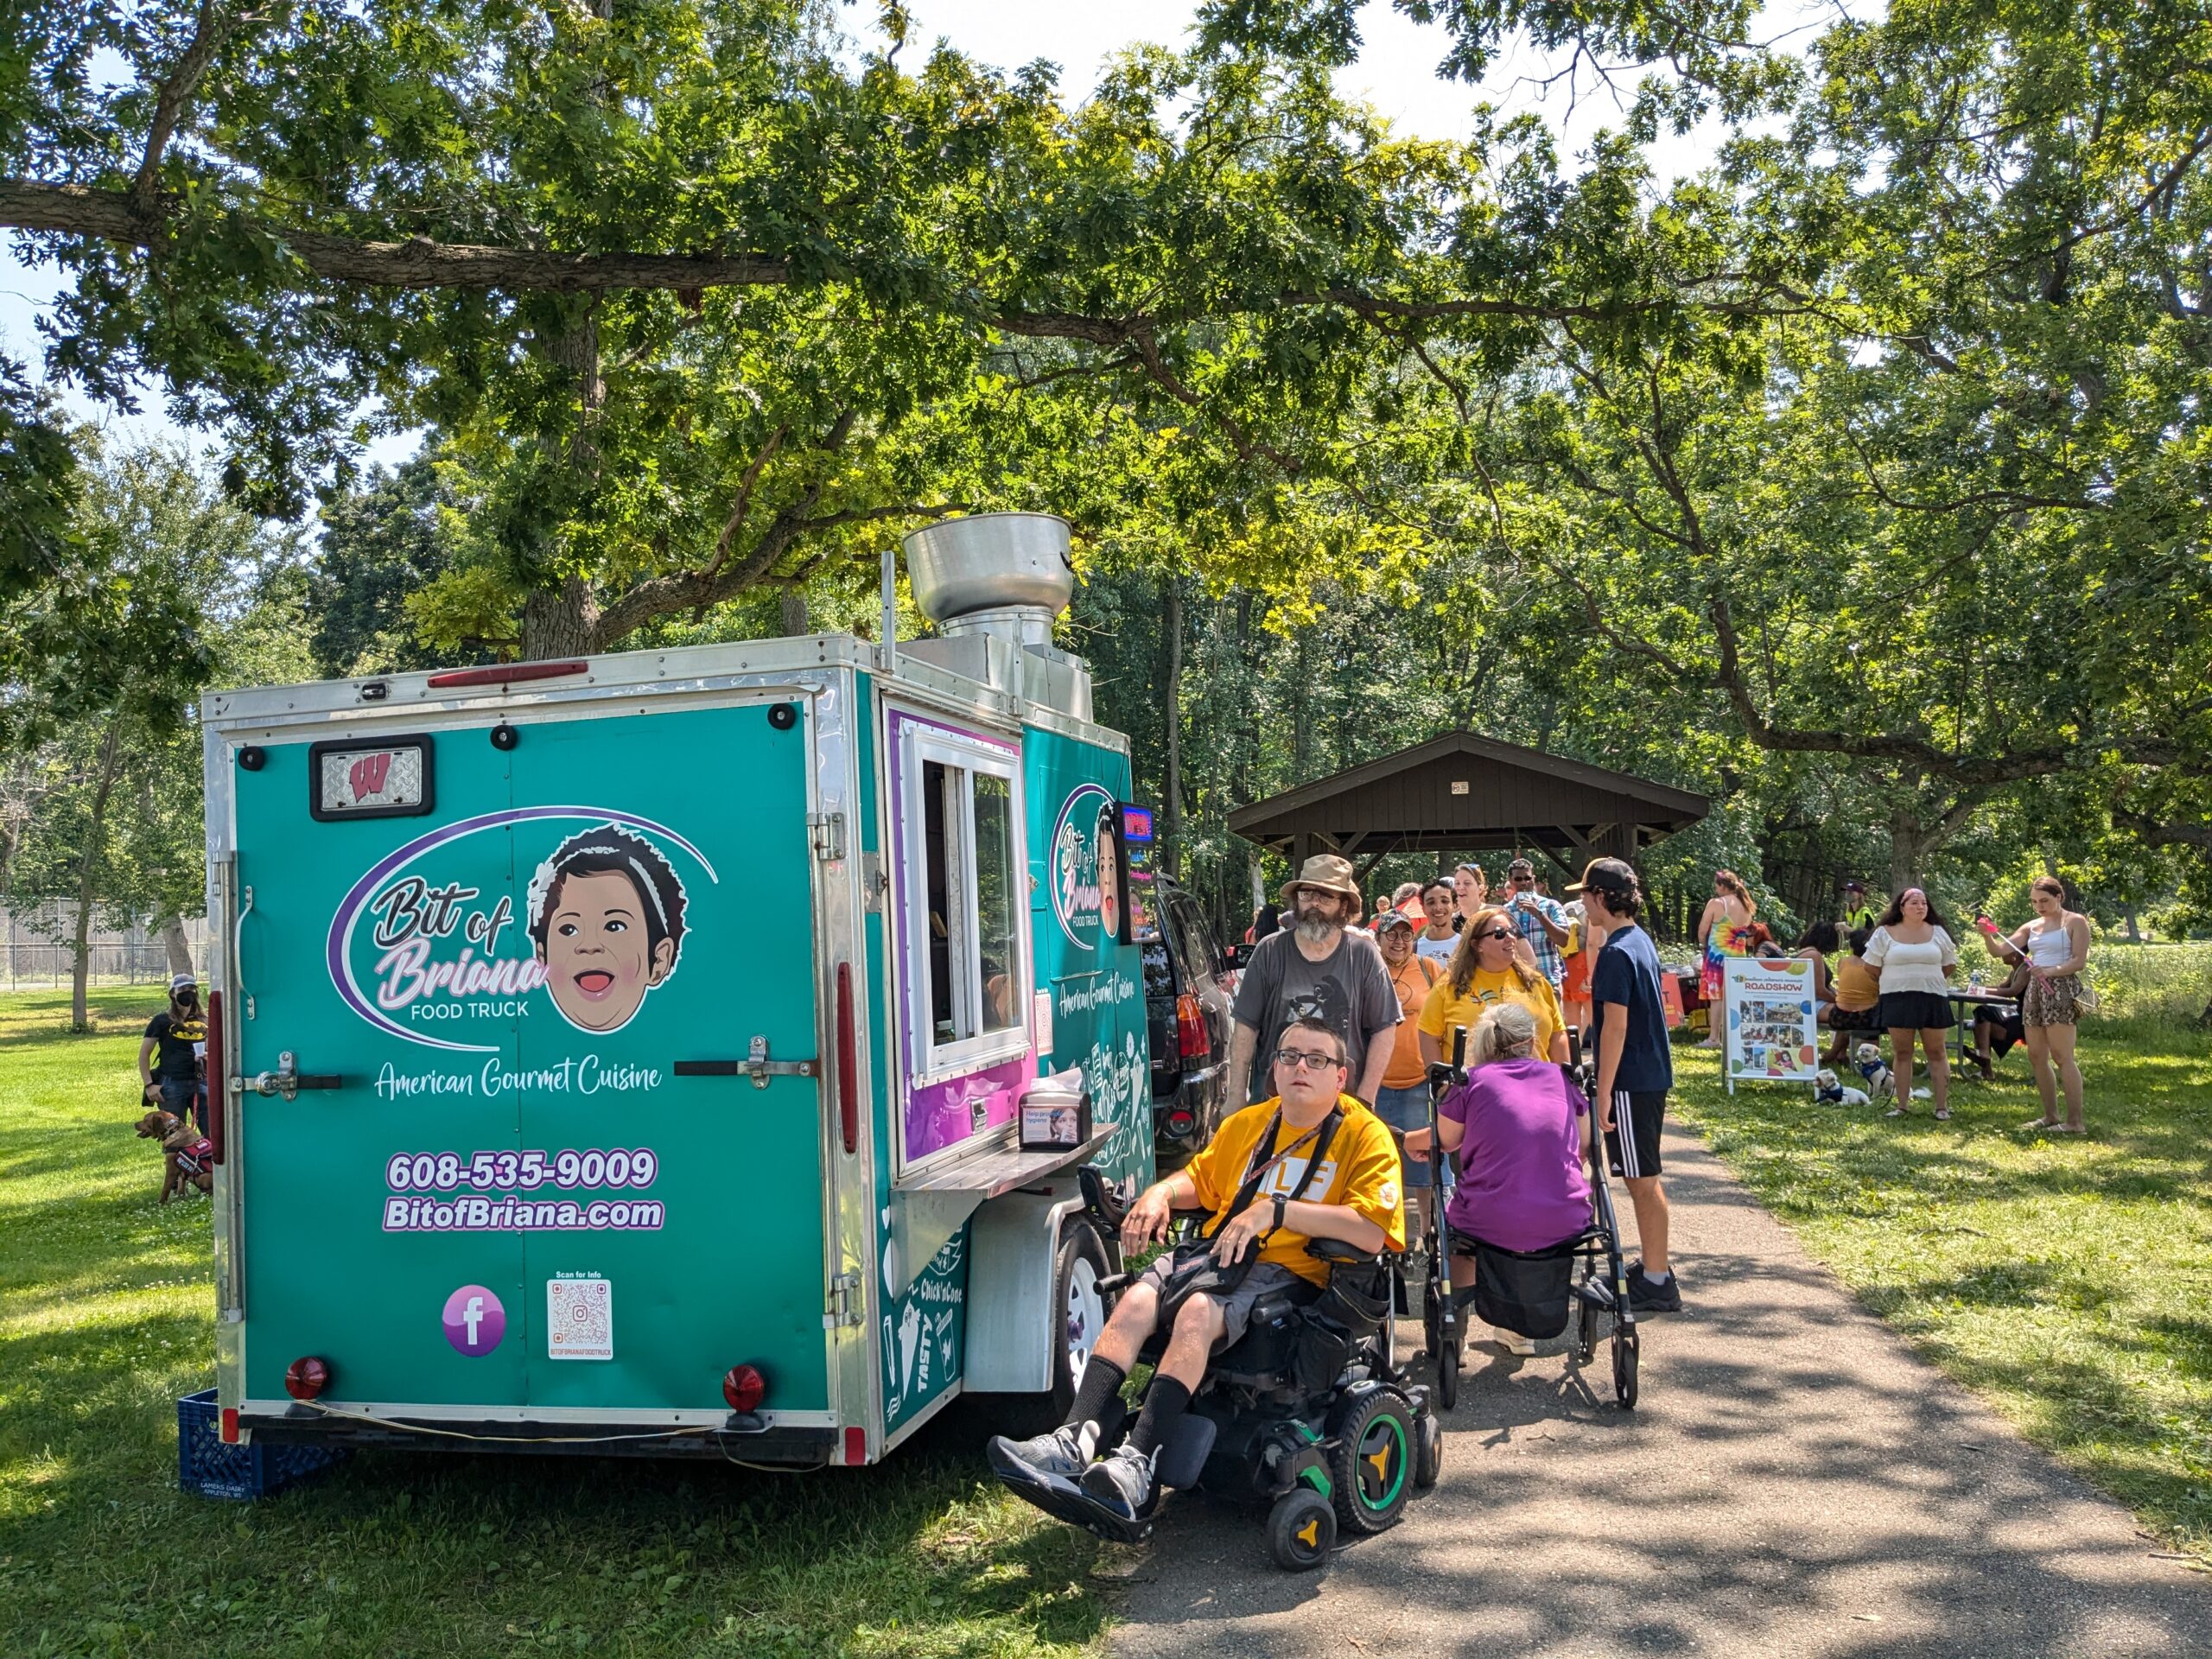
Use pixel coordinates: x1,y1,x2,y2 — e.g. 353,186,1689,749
1226,855,1400,1108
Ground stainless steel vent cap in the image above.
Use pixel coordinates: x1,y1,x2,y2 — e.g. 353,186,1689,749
903,512,1074,623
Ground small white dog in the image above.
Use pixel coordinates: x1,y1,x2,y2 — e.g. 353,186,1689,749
1853,1042,1894,1104
1815,1068,1872,1109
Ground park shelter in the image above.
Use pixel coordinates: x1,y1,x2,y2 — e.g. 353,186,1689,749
1226,730,1709,882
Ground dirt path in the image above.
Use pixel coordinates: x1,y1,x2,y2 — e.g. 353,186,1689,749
1107,1125,2212,1656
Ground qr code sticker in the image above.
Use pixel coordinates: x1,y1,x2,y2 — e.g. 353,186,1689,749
547,1276,613,1360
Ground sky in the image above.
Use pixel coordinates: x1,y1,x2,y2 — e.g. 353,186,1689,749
0,0,1856,477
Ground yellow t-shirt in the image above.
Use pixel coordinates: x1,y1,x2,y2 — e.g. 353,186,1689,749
1834,955,1880,1012
1418,969,1567,1061
1183,1095,1407,1286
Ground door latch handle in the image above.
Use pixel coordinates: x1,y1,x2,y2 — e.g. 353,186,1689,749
232,1051,343,1103
672,1035,820,1089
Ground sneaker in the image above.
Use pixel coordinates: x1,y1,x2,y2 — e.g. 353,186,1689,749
1491,1325,1536,1356
1079,1442,1159,1518
987,1421,1096,1482
1626,1262,1682,1313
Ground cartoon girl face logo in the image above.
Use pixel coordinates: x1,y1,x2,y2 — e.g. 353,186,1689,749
526,826,688,1033
1094,805,1122,944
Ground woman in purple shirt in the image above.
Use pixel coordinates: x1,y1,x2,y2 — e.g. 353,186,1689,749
1403,1001,1592,1354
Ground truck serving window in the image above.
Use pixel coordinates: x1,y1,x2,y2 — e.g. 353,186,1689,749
898,720,1029,1095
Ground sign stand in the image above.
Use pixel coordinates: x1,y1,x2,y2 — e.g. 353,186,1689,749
1720,957,1823,1100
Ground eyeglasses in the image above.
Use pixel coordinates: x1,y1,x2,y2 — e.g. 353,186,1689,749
1274,1049,1344,1072
1480,927,1514,941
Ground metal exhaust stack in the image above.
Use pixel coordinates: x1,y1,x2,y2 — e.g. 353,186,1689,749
901,513,1092,720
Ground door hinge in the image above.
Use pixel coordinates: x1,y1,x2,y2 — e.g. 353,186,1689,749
808,810,846,861
824,1271,864,1329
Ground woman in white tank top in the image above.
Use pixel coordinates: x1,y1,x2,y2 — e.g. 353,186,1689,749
1983,877,2092,1134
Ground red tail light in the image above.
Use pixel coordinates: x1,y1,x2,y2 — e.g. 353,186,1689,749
1176,993,1209,1060
284,1357,331,1401
206,989,226,1165
722,1363,768,1414
836,963,859,1156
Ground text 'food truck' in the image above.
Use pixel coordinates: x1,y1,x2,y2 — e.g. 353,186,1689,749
200,512,1154,1466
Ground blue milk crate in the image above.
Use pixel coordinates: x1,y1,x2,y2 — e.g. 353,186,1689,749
177,1389,349,1500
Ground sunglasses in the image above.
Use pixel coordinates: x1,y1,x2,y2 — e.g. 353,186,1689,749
1274,1049,1344,1072
1480,927,1513,941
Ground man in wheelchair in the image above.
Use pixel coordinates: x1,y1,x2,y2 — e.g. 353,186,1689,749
989,1014,1405,1523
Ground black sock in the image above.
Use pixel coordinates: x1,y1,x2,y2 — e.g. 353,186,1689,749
1062,1357,1128,1445
1124,1376,1192,1459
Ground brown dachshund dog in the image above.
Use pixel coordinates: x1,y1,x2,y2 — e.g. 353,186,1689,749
135,1109,213,1203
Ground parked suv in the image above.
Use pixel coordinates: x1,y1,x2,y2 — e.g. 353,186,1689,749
1136,877,1236,1157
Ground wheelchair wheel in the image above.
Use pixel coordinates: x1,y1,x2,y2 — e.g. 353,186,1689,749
1612,1323,1639,1410
1413,1411,1443,1490
1575,1296,1599,1365
1330,1391,1414,1535
1267,1489,1336,1571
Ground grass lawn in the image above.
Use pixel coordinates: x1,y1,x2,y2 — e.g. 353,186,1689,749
0,987,1109,1658
1674,943,2212,1566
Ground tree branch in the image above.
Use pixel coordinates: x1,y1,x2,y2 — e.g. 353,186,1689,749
131,2,254,215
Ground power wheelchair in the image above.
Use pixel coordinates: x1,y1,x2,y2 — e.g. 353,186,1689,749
991,1166,1442,1571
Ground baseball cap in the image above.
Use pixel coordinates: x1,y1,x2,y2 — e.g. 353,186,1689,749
168,973,196,992
1373,909,1414,934
1844,879,1866,893
1565,856,1638,900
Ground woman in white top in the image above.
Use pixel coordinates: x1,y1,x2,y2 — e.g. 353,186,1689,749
1982,876,2093,1134
1862,887,1959,1121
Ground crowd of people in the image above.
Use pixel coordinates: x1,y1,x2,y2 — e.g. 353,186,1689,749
1684,870,2096,1134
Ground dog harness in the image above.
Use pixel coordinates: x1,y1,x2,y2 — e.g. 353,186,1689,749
175,1137,214,1178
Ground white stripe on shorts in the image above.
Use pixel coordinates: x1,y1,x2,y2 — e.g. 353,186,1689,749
1613,1090,1640,1178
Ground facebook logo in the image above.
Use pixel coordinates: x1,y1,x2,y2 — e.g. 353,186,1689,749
441,1284,506,1356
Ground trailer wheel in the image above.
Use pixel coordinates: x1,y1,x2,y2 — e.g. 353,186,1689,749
992,1217,1111,1438
1051,1218,1111,1423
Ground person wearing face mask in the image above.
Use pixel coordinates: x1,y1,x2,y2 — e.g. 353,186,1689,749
1417,905,1570,1067
1226,855,1401,1108
140,974,209,1131
1862,886,1961,1122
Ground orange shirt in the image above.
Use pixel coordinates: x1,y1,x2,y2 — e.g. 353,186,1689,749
1382,954,1442,1090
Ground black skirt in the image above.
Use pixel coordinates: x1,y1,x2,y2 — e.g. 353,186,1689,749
1878,990,1955,1032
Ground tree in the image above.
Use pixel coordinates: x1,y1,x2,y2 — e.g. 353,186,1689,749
1,443,299,1026
3,1,1815,659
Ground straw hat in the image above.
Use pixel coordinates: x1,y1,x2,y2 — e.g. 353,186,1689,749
1279,854,1363,912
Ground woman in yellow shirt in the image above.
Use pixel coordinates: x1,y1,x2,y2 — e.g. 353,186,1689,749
1418,905,1571,1065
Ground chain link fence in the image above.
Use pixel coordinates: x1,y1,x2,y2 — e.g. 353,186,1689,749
2,941,184,990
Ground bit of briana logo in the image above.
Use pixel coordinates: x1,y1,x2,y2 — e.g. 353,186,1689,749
1048,784,1117,950
327,807,717,1053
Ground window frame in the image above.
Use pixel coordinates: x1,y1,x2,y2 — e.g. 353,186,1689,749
894,721,1032,1092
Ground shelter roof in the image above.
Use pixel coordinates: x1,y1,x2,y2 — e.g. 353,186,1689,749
1226,731,1708,864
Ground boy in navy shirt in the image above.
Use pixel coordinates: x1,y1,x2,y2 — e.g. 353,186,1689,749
1568,857,1681,1313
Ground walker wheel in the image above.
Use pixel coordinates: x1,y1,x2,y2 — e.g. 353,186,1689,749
1575,1297,1599,1365
1613,1324,1639,1410
1413,1411,1443,1490
1435,1330,1459,1412
1266,1488,1336,1571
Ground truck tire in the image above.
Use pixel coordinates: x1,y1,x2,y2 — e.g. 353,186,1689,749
989,1217,1111,1439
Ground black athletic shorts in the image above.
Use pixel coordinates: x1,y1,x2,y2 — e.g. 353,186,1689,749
1605,1090,1668,1179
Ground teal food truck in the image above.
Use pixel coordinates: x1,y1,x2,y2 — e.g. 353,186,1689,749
197,514,1153,1468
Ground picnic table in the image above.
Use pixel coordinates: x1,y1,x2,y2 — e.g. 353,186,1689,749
1945,988,2018,1065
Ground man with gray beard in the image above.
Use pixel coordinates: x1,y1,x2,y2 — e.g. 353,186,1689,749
1227,855,1400,1107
